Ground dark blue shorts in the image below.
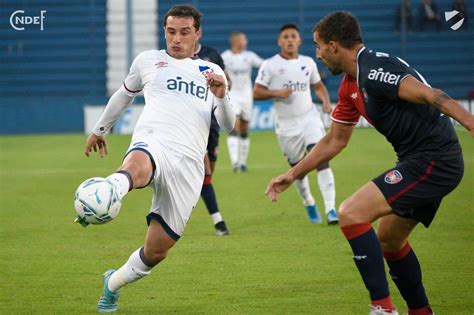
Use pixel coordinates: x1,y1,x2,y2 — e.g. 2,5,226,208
373,146,464,227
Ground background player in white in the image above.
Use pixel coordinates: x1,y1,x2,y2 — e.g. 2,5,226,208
81,5,235,312
222,32,264,172
253,24,338,224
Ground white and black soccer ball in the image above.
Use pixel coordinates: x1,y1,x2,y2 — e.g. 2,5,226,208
74,177,121,225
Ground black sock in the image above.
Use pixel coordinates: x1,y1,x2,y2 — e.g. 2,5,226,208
384,242,429,310
201,176,219,215
341,223,392,304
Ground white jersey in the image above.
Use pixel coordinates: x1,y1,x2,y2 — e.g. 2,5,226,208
255,54,321,135
222,49,263,103
122,49,226,162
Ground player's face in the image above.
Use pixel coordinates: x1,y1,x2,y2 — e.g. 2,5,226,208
164,16,201,59
232,34,248,50
278,28,301,55
314,31,342,75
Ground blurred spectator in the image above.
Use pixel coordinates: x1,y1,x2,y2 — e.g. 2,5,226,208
395,0,414,32
451,0,468,29
419,0,441,31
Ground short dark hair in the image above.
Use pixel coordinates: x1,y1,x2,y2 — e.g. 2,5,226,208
313,11,363,48
163,4,203,30
230,31,245,39
279,23,299,34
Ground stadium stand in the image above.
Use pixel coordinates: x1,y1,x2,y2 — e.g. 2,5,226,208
159,0,474,104
0,0,472,133
0,0,107,133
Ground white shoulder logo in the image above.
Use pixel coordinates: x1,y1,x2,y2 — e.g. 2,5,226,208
368,68,401,85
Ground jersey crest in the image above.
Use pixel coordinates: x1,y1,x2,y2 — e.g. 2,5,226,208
300,66,309,76
199,65,214,79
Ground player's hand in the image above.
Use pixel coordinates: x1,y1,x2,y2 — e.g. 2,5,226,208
206,73,227,98
265,172,295,202
322,101,332,114
273,88,293,99
85,133,108,158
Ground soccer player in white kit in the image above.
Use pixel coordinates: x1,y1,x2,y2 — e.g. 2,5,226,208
82,5,235,312
222,32,264,172
254,24,338,224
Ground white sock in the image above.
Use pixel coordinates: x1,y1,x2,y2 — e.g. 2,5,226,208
106,172,130,199
294,176,315,206
317,168,336,213
107,248,153,292
211,212,223,225
239,137,250,166
227,135,239,166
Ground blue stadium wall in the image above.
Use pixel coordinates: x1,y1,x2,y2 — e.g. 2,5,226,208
1,0,473,134
0,0,107,134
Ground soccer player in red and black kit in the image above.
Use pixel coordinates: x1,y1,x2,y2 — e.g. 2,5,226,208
266,11,473,315
195,41,231,235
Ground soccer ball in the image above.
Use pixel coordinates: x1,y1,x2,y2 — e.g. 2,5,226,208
74,177,121,225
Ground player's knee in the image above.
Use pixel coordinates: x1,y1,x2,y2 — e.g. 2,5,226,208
338,199,360,226
377,232,405,253
240,131,248,138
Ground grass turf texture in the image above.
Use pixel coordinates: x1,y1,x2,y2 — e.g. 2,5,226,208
0,128,472,314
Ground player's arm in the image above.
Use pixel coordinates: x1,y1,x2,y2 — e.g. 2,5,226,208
253,61,292,100
398,76,474,136
207,72,236,131
85,90,135,158
252,52,264,68
253,83,292,100
266,122,354,201
86,54,144,157
312,81,332,113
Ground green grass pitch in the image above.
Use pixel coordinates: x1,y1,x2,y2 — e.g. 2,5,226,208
0,128,472,314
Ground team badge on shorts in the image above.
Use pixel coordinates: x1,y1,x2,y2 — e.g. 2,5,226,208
384,170,403,184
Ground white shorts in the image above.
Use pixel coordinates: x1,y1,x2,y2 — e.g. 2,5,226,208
233,98,253,122
126,135,204,240
276,109,326,165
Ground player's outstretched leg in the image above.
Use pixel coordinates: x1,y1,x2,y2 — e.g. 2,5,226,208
106,171,133,200
97,270,119,313
201,175,229,236
294,176,322,224
98,220,175,312
227,130,240,172
97,248,154,313
316,164,338,225
104,149,155,202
